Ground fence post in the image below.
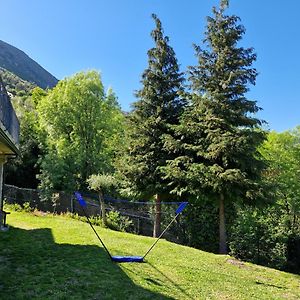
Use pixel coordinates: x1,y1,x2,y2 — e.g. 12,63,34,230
70,195,74,213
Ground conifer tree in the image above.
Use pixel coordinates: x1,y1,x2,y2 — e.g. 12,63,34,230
119,14,185,237
163,0,266,253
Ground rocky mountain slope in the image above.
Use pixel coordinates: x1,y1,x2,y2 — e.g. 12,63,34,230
0,40,58,89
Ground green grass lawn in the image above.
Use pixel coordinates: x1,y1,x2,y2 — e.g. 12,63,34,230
1,209,299,299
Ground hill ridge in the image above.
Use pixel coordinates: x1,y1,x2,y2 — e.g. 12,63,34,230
0,39,58,89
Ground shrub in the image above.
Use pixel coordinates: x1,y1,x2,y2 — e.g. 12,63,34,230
4,202,23,212
66,210,132,232
106,210,133,232
229,206,287,269
23,202,34,213
4,201,33,213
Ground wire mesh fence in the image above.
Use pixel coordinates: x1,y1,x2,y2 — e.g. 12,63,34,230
3,184,187,242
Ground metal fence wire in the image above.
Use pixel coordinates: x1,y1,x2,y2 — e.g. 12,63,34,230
3,184,187,242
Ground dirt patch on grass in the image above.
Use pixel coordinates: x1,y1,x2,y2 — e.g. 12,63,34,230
32,210,48,217
226,258,247,268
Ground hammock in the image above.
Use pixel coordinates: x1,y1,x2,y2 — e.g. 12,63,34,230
74,192,188,263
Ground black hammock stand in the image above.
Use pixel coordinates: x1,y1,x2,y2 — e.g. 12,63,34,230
74,192,188,263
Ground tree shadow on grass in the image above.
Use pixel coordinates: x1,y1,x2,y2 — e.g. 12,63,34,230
147,262,195,300
0,226,173,300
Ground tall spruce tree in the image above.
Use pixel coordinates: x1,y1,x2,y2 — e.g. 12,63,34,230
163,0,266,253
119,14,185,237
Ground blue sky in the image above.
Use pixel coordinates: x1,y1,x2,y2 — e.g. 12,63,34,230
1,0,299,132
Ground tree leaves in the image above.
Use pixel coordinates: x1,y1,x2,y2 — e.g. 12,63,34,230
118,15,186,198
37,71,124,194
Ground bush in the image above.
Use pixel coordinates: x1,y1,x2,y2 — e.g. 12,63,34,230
65,212,102,226
65,211,133,232
88,215,103,227
23,202,34,213
106,210,133,232
4,202,23,212
4,201,34,213
229,206,287,269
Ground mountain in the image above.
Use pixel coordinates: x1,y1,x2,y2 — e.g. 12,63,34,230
0,40,58,89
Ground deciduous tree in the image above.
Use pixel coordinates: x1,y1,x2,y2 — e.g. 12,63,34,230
37,71,124,198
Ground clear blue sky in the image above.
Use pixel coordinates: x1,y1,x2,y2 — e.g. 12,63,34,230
1,0,299,132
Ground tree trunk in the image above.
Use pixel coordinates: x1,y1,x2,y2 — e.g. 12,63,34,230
153,194,161,238
219,192,227,254
98,190,107,226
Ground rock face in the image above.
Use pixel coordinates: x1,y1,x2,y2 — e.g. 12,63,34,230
0,40,58,89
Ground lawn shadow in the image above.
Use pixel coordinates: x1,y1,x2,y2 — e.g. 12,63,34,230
147,262,195,300
0,226,173,299
255,281,285,289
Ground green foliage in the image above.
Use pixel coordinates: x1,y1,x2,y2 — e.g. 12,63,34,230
165,1,266,199
63,210,132,232
118,14,186,198
182,195,238,253
256,129,300,272
229,205,287,270
0,67,36,96
4,201,33,213
22,202,34,213
87,174,116,194
5,87,46,188
66,212,103,226
4,202,23,212
163,1,266,253
184,197,219,252
106,210,133,232
261,129,300,234
37,71,124,198
87,173,117,227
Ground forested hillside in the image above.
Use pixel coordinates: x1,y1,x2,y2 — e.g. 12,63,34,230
0,67,35,96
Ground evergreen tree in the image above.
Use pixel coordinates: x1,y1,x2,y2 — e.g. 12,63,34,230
118,14,185,237
163,0,266,253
